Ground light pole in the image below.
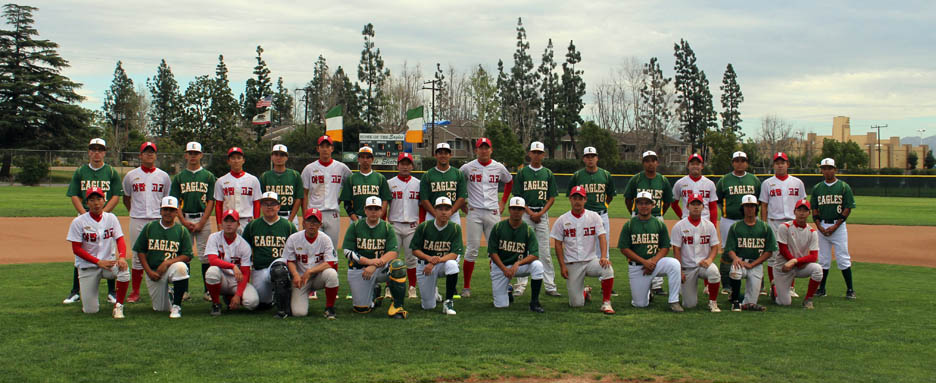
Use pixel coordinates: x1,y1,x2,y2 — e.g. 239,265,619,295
918,128,927,147
422,77,442,150
872,124,887,169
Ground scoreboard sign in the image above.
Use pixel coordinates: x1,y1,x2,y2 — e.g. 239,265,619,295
360,133,410,167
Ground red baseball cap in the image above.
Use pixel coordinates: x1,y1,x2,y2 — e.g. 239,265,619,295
688,153,704,163
795,200,811,210
85,187,106,199
139,141,157,153
304,208,323,222
773,152,789,162
687,193,704,204
317,135,334,145
227,147,244,156
397,152,414,163
475,137,492,148
220,209,240,221
570,185,587,198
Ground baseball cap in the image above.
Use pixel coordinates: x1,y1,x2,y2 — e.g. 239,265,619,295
583,147,597,156
88,138,106,149
85,187,105,199
397,152,414,163
687,193,704,205
732,151,748,160
317,135,334,145
508,196,526,208
434,196,453,207
475,137,492,148
773,152,789,162
221,209,240,221
642,150,658,160
529,141,545,152
741,194,758,205
795,200,811,210
303,208,323,222
160,196,179,209
570,185,587,198
272,144,288,154
435,142,452,153
227,147,244,156
259,191,279,202
358,146,374,155
365,196,382,208
688,153,704,163
139,141,157,153
820,158,836,168
635,191,654,202
185,142,202,153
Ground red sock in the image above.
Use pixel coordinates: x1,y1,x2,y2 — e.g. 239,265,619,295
791,279,796,288
463,261,475,289
207,283,221,304
806,279,820,299
407,268,417,287
115,280,129,304
325,286,338,307
601,278,614,302
708,281,720,301
767,266,776,296
328,261,338,271
131,269,143,295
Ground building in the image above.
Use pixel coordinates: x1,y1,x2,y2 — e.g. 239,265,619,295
553,130,691,169
799,116,929,169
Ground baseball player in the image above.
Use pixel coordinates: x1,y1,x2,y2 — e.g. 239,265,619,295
619,191,684,312
759,152,806,299
284,208,340,319
213,147,262,233
511,141,559,297
260,144,304,224
340,145,391,221
387,152,424,299
723,195,777,312
670,153,719,224
241,191,297,318
67,187,130,318
567,146,616,262
122,141,171,304
716,151,761,295
670,193,722,312
342,196,408,318
624,150,674,296
301,135,352,258
772,200,823,309
410,197,463,315
64,138,123,305
203,209,258,316
419,142,467,223
132,196,193,318
810,158,856,299
488,197,545,313
170,141,216,302
459,137,513,298
551,186,615,314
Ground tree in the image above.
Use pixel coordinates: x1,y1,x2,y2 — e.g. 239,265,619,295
467,64,499,137
504,17,540,144
704,130,739,175
102,61,143,153
907,150,919,170
332,66,362,125
357,23,389,129
674,39,717,155
925,150,935,169
758,114,794,166
537,39,560,157
820,139,869,169
242,45,272,142
432,63,446,121
482,120,524,169
205,54,242,153
578,121,620,170
381,61,423,133
272,76,293,126
177,75,212,146
146,59,182,137
719,63,744,138
0,3,86,177
592,57,646,134
557,40,586,158
638,57,672,153
304,55,330,127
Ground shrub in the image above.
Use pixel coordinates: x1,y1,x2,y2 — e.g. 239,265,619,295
16,157,50,186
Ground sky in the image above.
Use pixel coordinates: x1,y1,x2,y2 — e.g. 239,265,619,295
21,0,936,140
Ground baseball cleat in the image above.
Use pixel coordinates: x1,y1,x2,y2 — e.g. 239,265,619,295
845,290,856,300
442,299,456,315
708,300,721,313
408,286,418,299
600,301,615,315
169,305,182,319
112,303,125,319
583,286,592,303
63,293,80,304
127,292,140,303
210,303,222,316
507,285,515,304
815,289,827,297
203,291,212,302
513,284,526,296
324,307,336,320
529,302,545,313
670,302,685,313
107,293,117,304
309,290,318,300
741,303,767,312
460,288,471,298
274,311,288,319
731,301,742,312
721,288,731,295
759,289,768,296
435,292,443,303
790,288,800,298
545,290,561,297
802,298,815,310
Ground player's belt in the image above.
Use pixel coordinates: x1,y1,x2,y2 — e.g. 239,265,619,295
821,219,837,224
184,212,202,219
278,211,290,217
587,208,608,215
629,261,642,266
528,206,544,212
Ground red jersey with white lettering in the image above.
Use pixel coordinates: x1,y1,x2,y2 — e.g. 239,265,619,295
387,175,421,223
283,230,337,274
122,167,171,219
213,171,262,220
669,217,720,267
671,175,718,220
549,209,606,263
460,159,512,210
66,212,124,268
301,159,352,212
759,175,807,221
204,231,253,275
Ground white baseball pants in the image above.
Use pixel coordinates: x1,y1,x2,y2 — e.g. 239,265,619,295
144,262,189,312
464,207,500,263
515,212,556,292
78,265,130,314
565,258,614,307
729,264,764,305
491,260,543,308
129,217,158,270
290,268,339,316
416,259,459,310
247,258,286,308
680,264,720,308
204,266,259,309
392,221,418,269
817,222,850,270
773,263,822,306
628,257,682,307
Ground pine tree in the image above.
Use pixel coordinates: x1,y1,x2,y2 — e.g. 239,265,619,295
495,59,513,123
146,59,181,138
102,61,141,153
537,39,560,157
334,66,362,123
924,150,935,169
206,54,241,152
720,63,744,138
674,39,717,155
357,23,389,130
243,45,272,142
433,63,447,120
638,57,672,153
467,64,499,137
178,75,212,145
273,77,293,126
307,55,330,126
507,17,540,144
557,40,586,158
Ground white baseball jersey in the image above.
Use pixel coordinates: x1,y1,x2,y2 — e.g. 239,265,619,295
669,218,720,267
759,175,807,220
283,230,337,274
771,221,819,268
671,175,718,220
460,159,512,210
67,212,124,268
301,159,351,211
549,210,606,263
387,175,421,223
213,172,262,220
122,167,171,219
204,231,253,275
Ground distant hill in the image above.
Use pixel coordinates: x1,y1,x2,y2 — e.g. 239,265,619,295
900,136,936,149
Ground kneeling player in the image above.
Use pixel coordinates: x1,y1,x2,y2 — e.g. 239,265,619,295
724,195,777,312
551,186,615,314
411,197,463,315
772,200,823,309
67,187,130,318
343,197,408,318
284,208,340,319
489,197,545,313
620,191,684,312
132,196,192,318
242,191,297,318
203,209,258,316
671,193,722,312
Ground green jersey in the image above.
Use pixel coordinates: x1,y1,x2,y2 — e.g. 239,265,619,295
419,166,467,205
623,171,674,217
410,220,464,258
723,219,777,261
810,179,856,222
339,171,392,217
568,167,616,214
132,221,193,270
715,172,761,220
487,220,539,266
512,165,557,208
66,163,123,211
260,168,304,215
242,217,297,269
617,216,670,260
170,168,216,214
341,219,399,268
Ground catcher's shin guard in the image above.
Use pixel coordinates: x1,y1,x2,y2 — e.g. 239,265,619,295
387,259,408,318
269,262,292,314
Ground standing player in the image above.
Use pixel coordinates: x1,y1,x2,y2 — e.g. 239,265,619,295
241,191,297,318
619,191,684,312
411,197,463,315
64,138,123,305
567,147,616,261
343,197,408,318
670,153,719,225
301,136,352,256
624,150,674,296
715,151,760,294
551,186,615,314
772,200,823,309
387,152,423,299
170,141,216,302
419,142,467,223
67,187,130,318
132,196,192,318
260,144,304,224
670,193,722,312
340,145,391,221
459,137,513,298
723,195,777,312
759,152,806,298
203,209,258,316
214,147,262,233
810,158,856,299
488,197,545,313
283,208,340,319
511,141,559,297
122,142,171,304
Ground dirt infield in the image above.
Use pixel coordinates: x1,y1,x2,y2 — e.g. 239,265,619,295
1,216,933,267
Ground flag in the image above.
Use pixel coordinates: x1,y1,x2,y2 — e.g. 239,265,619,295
251,109,271,125
256,95,272,108
405,106,425,143
325,105,343,142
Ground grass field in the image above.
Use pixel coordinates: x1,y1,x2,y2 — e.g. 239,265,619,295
2,185,933,226
0,258,932,382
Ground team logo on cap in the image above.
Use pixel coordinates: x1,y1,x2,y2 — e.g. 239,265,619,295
583,147,597,156
272,144,288,154
475,137,492,148
365,196,382,207
260,191,279,201
160,196,179,209
435,142,452,152
317,135,334,145
529,141,545,152
434,196,453,206
732,151,748,160
185,142,202,152
740,194,758,205
635,191,654,201
820,158,836,168
85,187,106,199
304,208,323,222
508,196,526,208
570,185,587,197
221,209,240,221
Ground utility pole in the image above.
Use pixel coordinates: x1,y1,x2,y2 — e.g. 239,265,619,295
872,124,887,169
422,75,442,150
918,128,927,147
295,87,312,135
